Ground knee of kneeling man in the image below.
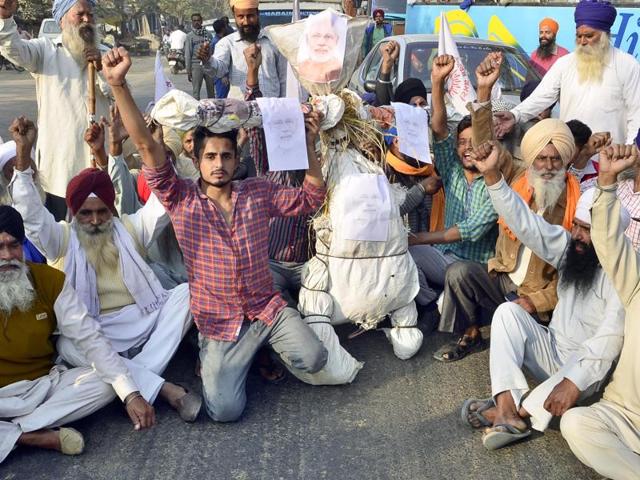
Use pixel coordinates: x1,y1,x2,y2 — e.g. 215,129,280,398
205,397,245,423
492,302,524,325
301,343,328,374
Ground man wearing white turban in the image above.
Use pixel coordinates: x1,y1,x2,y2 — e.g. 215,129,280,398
436,118,582,362
459,141,626,451
0,0,109,220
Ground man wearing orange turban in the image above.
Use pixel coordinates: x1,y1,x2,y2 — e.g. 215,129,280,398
530,17,569,76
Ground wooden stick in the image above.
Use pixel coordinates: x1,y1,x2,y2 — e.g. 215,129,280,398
88,61,96,122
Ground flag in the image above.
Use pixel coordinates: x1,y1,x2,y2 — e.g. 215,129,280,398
154,50,174,102
438,12,476,115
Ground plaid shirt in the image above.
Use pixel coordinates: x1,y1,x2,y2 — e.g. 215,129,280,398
143,161,326,341
432,135,498,263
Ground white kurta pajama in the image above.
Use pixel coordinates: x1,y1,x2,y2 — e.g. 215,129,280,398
510,48,640,145
0,282,138,463
561,186,640,480
0,17,111,198
486,178,625,432
9,169,192,403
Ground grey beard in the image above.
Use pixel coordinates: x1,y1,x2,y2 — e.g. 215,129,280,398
62,23,98,66
0,261,36,317
528,167,566,213
73,218,120,270
575,34,611,84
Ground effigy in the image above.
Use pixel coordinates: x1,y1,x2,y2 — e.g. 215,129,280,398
151,10,423,385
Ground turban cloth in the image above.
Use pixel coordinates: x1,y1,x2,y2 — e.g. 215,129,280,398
393,78,427,105
0,205,25,243
635,128,640,150
373,9,384,18
52,0,96,24
65,168,116,216
520,118,576,167
575,0,617,33
229,0,259,10
574,187,631,228
539,18,559,34
0,141,16,172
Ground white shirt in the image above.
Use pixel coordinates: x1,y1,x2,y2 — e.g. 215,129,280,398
0,17,111,198
54,279,139,401
512,48,640,145
169,29,187,50
208,30,287,99
488,177,625,392
617,178,640,252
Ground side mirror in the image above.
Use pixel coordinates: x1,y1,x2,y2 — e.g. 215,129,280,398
364,80,377,93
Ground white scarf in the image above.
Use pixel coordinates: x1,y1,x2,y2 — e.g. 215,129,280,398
65,218,168,317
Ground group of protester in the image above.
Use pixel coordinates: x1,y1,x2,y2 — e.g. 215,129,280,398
0,0,639,478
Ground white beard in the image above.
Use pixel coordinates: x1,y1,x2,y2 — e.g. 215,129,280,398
61,22,98,66
73,218,120,270
575,34,611,84
528,167,567,213
0,261,36,317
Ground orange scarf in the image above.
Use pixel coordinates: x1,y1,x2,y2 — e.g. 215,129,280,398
386,150,446,231
498,173,581,241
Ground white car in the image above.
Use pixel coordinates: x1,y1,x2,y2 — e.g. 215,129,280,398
38,18,62,42
350,34,542,106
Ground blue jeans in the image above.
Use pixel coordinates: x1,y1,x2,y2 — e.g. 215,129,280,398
198,307,327,422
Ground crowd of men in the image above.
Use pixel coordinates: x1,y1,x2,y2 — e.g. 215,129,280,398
0,0,639,478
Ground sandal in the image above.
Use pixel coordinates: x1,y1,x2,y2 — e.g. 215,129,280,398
460,397,495,429
482,423,531,451
433,334,485,363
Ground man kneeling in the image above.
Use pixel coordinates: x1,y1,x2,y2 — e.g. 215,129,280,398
0,206,154,463
460,142,626,450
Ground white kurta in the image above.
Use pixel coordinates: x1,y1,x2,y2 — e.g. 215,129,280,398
511,48,640,145
486,177,625,431
9,168,192,402
0,280,141,463
0,17,111,197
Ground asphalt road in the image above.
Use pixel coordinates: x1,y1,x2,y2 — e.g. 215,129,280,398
0,56,601,480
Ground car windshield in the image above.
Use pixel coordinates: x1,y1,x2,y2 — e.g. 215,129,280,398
403,41,539,93
43,22,62,34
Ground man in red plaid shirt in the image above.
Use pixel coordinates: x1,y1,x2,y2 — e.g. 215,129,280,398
103,47,328,422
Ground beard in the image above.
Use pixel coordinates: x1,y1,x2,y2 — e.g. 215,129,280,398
61,22,97,66
238,23,260,42
0,176,10,205
74,218,120,270
560,239,600,295
528,166,566,213
537,39,555,59
575,34,611,84
0,260,36,317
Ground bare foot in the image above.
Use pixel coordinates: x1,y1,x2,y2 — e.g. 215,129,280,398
467,402,497,428
17,430,62,452
489,410,528,432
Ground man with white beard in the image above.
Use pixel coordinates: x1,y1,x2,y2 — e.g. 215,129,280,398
7,117,201,423
0,205,156,463
460,142,626,451
0,0,110,220
436,119,582,362
494,0,640,146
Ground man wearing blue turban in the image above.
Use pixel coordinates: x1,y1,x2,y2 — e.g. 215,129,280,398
494,0,640,148
0,0,109,221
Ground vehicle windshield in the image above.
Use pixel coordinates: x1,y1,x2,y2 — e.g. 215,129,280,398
403,42,539,93
42,21,62,34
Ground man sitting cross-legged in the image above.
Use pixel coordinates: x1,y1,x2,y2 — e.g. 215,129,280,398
8,117,200,422
0,206,155,463
104,47,328,422
460,141,626,451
